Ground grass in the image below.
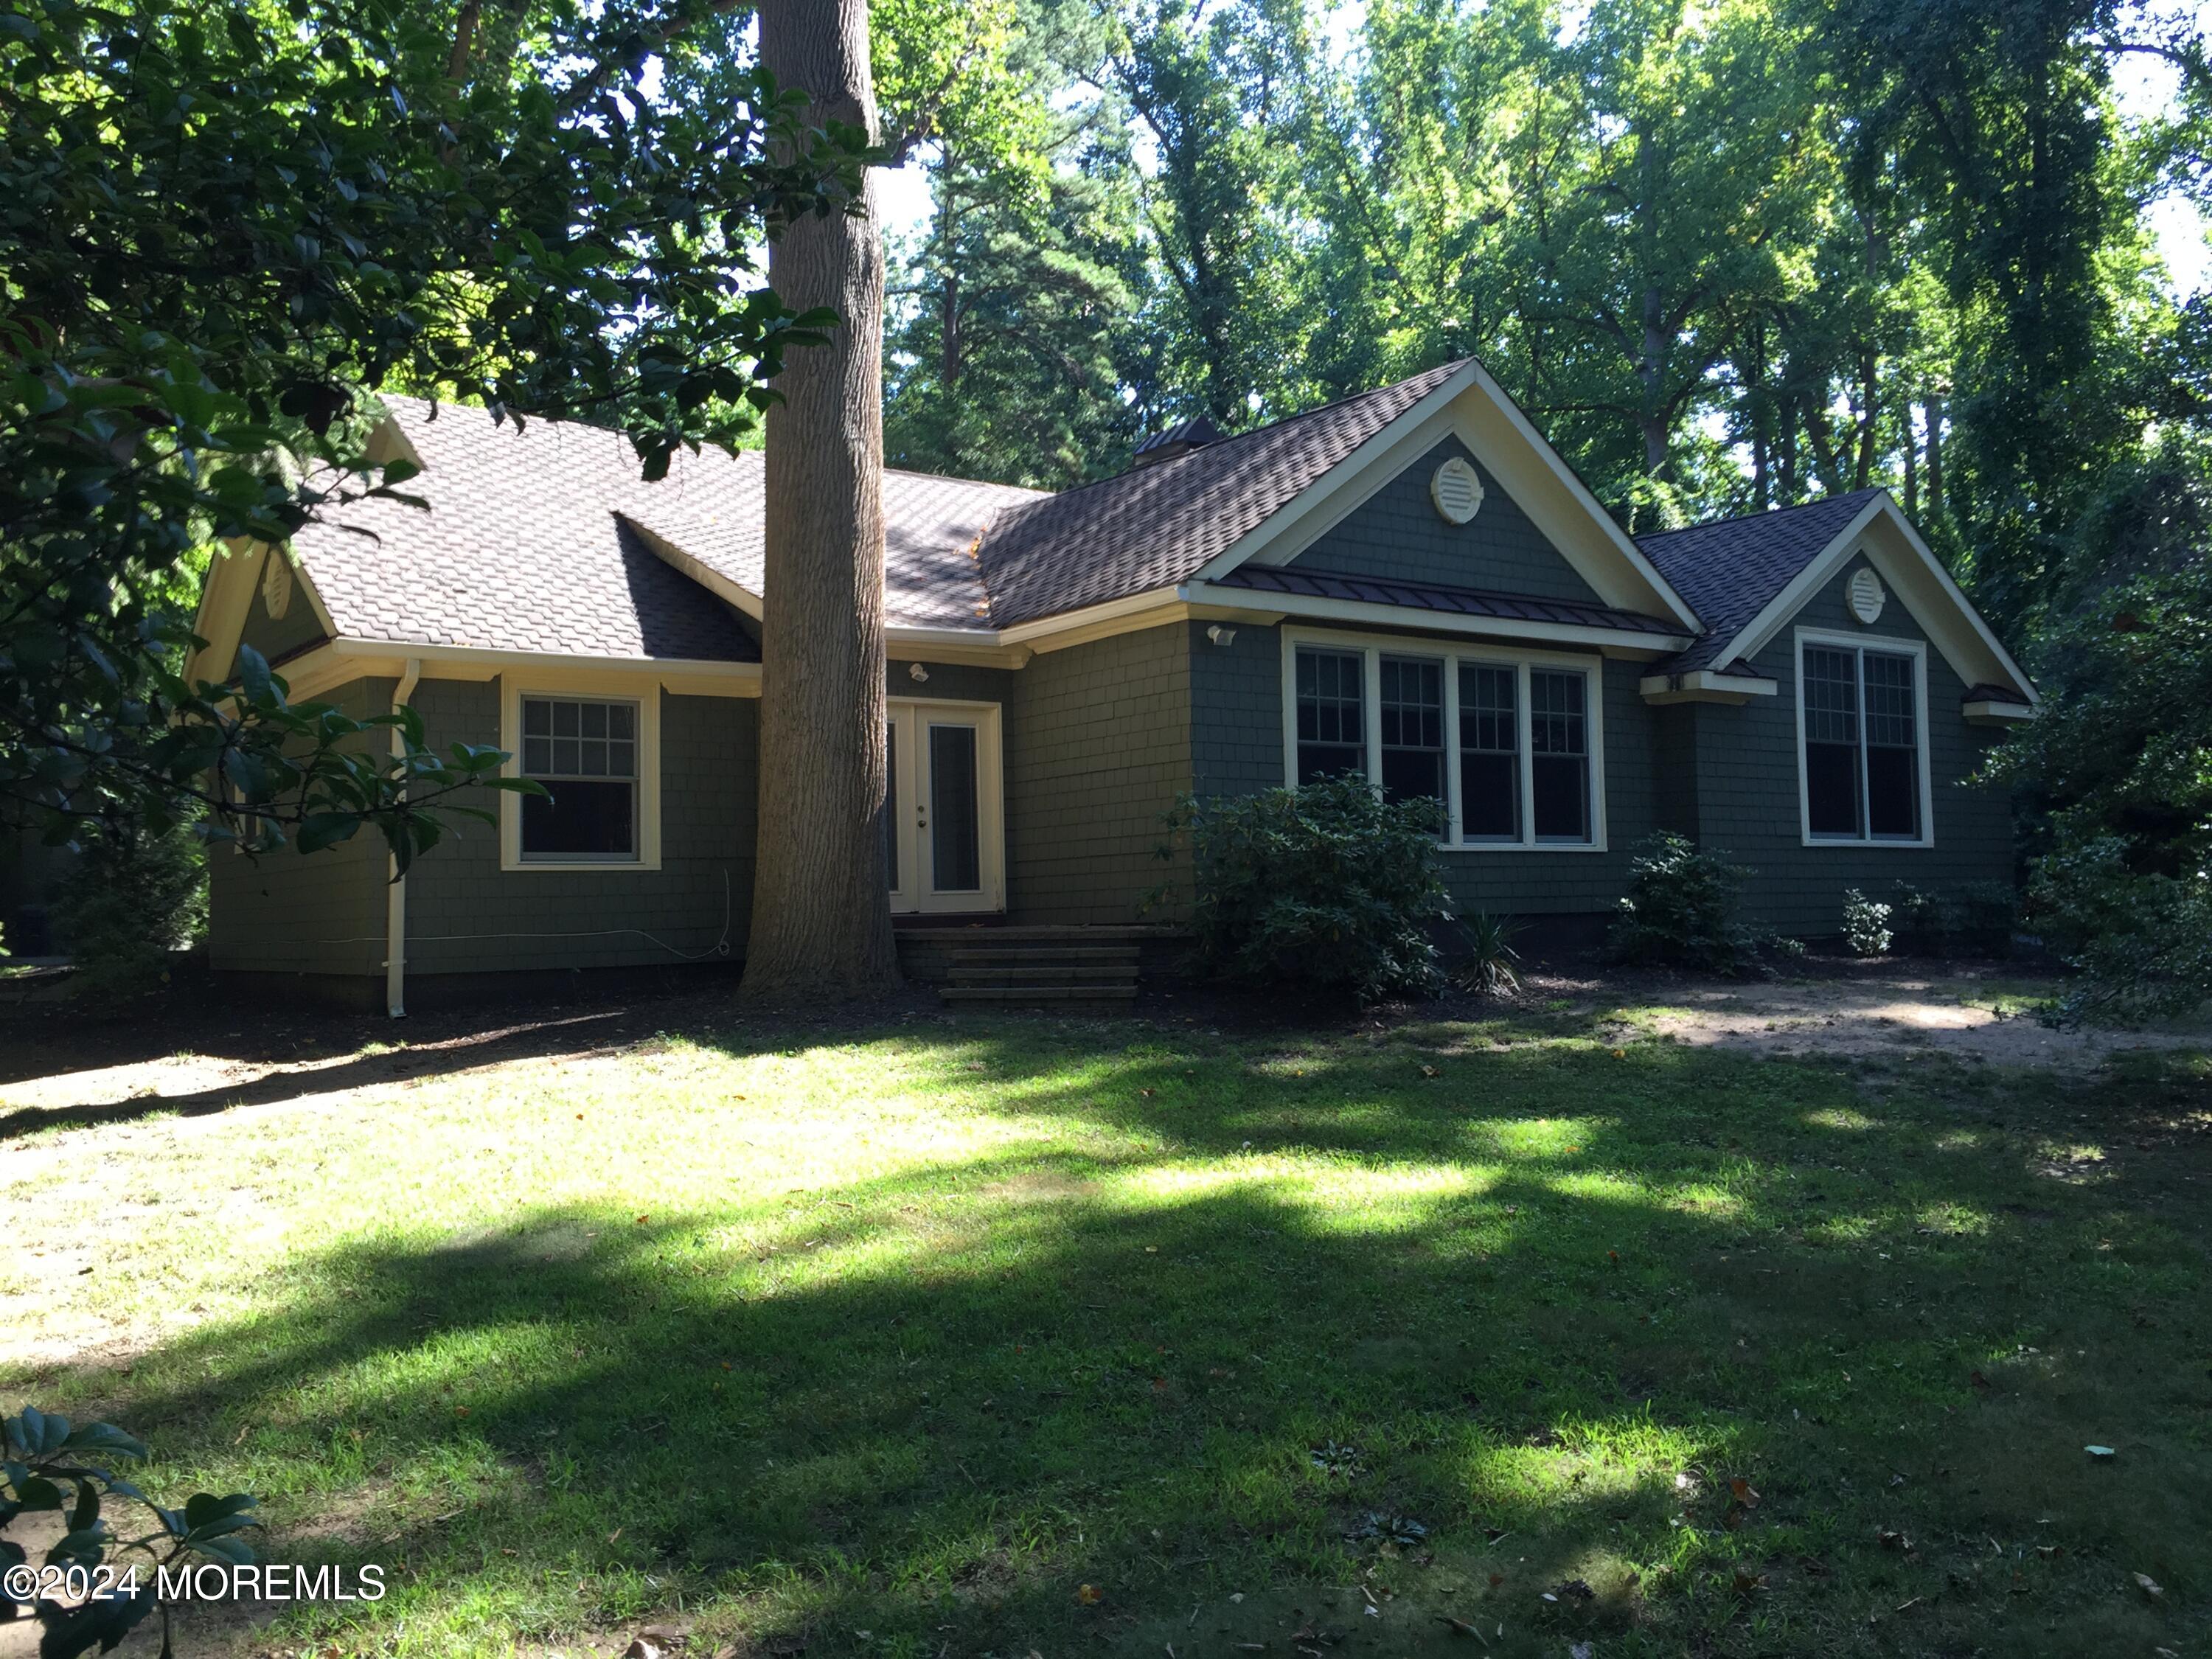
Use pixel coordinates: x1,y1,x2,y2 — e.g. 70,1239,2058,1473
4,997,2210,1658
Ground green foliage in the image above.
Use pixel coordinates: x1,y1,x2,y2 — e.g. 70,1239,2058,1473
2029,838,2212,1024
886,0,2204,588
55,818,206,998
1886,880,2017,957
2,0,865,861
1989,439,2212,1020
1451,910,1523,998
1607,832,1756,974
3,1405,259,1659
1842,888,1893,957
1164,776,1453,1001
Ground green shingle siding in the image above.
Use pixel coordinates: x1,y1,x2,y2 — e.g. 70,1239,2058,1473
1287,437,1606,603
1003,622,1192,923
1189,619,1287,799
399,680,757,975
206,677,391,978
1694,552,2013,936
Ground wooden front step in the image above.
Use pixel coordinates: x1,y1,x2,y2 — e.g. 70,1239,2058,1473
941,984,1140,1004
950,964,1136,984
950,945,1139,966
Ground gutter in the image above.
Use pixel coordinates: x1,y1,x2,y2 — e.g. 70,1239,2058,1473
385,658,421,1018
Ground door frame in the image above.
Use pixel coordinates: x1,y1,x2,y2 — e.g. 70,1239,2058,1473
887,696,1006,914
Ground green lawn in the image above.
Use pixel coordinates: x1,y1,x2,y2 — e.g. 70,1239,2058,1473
4,997,2209,1658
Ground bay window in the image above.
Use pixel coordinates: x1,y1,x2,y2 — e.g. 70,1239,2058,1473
1287,632,1604,849
1796,631,1929,844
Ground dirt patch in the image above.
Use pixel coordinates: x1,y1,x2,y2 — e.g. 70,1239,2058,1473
1577,964,2211,1068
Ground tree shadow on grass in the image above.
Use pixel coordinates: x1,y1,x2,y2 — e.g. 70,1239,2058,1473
34,1030,2206,1659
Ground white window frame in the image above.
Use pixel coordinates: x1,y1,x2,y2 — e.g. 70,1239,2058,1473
1792,627,1934,849
499,678,664,872
1280,625,1608,852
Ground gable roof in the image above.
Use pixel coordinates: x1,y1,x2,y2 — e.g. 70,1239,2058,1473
257,378,2024,704
285,395,1044,657
1639,487,2036,703
622,460,1041,632
975,362,1472,625
289,402,762,661
1638,489,1886,673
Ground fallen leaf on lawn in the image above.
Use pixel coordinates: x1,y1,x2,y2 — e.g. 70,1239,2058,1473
2085,1444,2115,1458
1434,1614,1484,1640
2037,1544,2064,1559
1733,1571,1765,1595
2135,1572,2163,1598
607,1527,622,1545
1611,1048,1626,1059
1969,1369,1992,1391
1607,1250,1618,1263
1421,1065,1439,1077
1728,1478,1760,1507
1076,1584,1103,1605
1140,1088,1155,1097
1877,1529,1909,1551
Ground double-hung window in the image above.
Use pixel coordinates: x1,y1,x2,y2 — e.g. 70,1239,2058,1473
1294,648,1367,783
1797,633,1927,843
1458,664,1519,840
519,695,641,860
1377,656,1445,806
1287,633,1604,849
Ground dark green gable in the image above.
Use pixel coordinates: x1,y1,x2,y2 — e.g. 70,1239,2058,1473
1287,436,1606,603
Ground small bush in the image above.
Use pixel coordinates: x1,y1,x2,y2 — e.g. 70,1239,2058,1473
1452,910,1522,998
1165,776,1453,1002
1842,888,1893,956
55,818,206,998
1954,880,2019,957
1887,881,1946,956
1885,880,2018,958
1607,832,1755,974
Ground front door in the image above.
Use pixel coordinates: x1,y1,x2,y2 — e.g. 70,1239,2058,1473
886,700,1004,914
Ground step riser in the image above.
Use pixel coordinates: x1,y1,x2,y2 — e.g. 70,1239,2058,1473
941,987,1141,1004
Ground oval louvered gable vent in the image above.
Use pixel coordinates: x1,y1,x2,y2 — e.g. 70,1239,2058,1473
1849,566,1885,625
1430,456,1485,526
262,549,294,620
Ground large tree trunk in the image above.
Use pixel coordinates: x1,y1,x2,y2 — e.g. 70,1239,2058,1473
740,0,900,1001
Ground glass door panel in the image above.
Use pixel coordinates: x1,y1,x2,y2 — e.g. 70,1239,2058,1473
927,723,981,894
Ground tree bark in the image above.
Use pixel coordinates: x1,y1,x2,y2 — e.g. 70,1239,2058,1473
740,0,900,1001
1924,394,1946,519
1902,399,1919,520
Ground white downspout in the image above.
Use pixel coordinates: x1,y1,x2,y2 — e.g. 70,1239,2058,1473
385,658,422,1018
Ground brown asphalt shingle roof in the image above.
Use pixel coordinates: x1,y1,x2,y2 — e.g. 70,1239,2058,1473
293,381,1914,671
973,361,1472,625
293,395,1043,655
1638,489,1884,672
